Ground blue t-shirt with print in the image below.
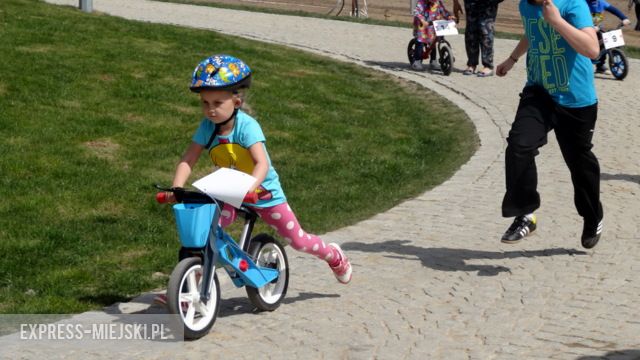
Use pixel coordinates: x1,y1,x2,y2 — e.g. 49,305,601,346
520,0,597,107
192,110,286,208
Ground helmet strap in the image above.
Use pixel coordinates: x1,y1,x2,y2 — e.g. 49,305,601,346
205,108,239,149
216,108,239,130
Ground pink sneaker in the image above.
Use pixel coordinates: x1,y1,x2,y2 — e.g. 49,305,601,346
154,293,189,313
153,294,167,306
328,243,352,284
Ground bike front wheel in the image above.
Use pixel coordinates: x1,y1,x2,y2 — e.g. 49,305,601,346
439,43,453,76
608,48,628,80
246,234,289,311
167,257,220,340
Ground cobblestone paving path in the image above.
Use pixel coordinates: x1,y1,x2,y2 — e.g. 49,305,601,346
11,1,640,358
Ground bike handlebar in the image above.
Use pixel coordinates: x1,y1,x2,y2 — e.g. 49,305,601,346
155,186,258,205
156,191,170,204
243,191,258,204
597,22,627,32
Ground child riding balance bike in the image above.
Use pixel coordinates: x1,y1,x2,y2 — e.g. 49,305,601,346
588,0,631,79
155,54,353,339
408,0,457,75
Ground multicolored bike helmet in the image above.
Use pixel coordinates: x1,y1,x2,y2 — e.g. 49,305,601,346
190,54,252,93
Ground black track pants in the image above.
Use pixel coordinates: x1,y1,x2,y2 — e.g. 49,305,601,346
501,85,603,224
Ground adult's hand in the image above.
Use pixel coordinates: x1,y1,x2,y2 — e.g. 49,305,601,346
453,0,463,22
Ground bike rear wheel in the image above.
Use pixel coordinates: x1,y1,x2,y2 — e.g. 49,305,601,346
608,48,628,80
245,234,289,311
167,257,220,340
407,38,418,65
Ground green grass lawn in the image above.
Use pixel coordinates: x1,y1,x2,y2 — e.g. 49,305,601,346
0,0,476,313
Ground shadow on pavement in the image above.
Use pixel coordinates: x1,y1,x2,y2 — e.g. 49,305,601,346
576,349,640,360
218,292,340,318
80,293,132,307
363,60,467,75
363,60,411,71
342,240,587,277
107,291,339,318
601,173,640,185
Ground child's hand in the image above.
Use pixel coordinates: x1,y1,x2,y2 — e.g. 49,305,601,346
542,0,562,27
496,58,515,77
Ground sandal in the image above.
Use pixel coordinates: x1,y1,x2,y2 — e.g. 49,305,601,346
477,69,494,77
462,67,476,75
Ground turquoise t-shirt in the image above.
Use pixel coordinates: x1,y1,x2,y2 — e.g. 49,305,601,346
192,110,286,208
520,0,597,107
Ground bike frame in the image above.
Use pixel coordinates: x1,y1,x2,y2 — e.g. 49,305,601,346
418,36,443,59
595,24,625,63
158,186,280,303
191,201,279,303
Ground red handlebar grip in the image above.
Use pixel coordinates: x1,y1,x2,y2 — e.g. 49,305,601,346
243,192,258,204
156,192,168,204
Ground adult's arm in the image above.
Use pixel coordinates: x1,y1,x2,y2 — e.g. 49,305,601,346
452,0,463,20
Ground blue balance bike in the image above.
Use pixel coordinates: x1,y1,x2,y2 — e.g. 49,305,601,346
156,186,289,339
595,22,629,80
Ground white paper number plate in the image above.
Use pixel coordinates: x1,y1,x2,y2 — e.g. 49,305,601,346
433,20,458,36
602,29,625,50
192,168,257,209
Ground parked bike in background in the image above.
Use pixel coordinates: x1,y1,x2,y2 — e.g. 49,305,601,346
327,0,368,18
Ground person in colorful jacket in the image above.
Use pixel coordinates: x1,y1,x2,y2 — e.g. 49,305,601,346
411,0,455,71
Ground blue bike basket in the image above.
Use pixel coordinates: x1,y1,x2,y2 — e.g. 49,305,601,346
173,203,216,248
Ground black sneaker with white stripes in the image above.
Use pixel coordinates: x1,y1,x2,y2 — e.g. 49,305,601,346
501,215,536,244
581,218,603,249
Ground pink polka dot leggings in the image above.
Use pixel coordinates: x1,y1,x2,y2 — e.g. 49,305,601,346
220,202,338,264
